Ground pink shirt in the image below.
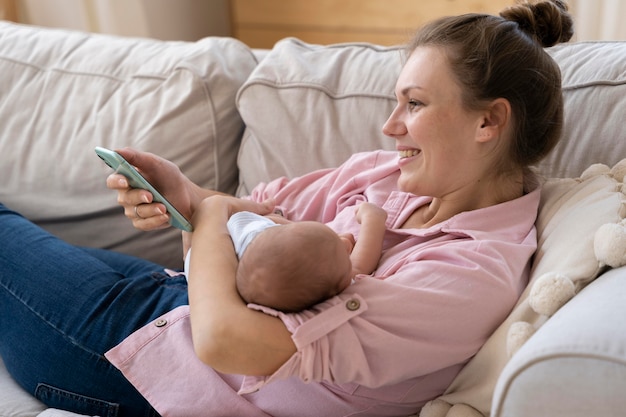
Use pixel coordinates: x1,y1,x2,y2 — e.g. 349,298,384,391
106,151,540,417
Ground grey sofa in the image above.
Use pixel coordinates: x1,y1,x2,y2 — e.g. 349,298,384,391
0,20,625,417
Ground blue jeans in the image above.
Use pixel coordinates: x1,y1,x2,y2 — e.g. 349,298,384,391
0,204,189,417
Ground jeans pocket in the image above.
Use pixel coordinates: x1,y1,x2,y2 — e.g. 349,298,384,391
150,272,188,290
35,383,119,417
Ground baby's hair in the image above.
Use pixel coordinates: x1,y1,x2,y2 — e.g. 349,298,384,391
236,222,348,313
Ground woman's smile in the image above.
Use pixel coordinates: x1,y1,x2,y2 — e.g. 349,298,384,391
398,149,420,159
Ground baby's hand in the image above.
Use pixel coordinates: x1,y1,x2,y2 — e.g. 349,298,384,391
355,202,387,225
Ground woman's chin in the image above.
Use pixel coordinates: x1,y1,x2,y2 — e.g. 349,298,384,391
397,177,420,195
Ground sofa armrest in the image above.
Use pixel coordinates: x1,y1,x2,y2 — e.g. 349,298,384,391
492,266,626,417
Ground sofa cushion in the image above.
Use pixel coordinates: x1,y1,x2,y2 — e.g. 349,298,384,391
0,22,257,268
235,38,402,196
540,41,626,178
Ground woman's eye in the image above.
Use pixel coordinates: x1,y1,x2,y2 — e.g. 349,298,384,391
408,99,423,110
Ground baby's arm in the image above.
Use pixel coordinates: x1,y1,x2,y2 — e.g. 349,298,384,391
351,202,387,276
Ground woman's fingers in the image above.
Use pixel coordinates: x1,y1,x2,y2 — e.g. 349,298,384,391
106,173,129,190
130,205,171,231
106,172,170,230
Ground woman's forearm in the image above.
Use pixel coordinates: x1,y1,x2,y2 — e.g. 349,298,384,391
188,182,230,213
187,196,296,376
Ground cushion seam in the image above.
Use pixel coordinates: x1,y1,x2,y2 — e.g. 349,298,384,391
0,55,195,82
238,79,396,100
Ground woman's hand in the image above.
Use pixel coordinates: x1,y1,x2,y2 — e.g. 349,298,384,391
192,195,276,227
184,194,275,261
105,148,214,231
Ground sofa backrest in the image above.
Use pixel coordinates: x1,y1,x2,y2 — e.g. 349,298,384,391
0,21,257,268
236,38,626,195
540,41,626,178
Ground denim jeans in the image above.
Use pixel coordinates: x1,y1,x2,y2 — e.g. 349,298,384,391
0,204,189,417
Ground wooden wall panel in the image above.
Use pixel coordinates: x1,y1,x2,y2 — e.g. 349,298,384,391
231,0,513,48
235,27,416,48
0,0,17,21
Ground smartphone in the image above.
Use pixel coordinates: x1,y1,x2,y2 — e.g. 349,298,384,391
95,146,193,232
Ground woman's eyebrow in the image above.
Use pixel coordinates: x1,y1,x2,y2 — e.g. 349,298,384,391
400,85,424,96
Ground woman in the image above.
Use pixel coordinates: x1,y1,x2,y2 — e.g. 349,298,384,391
0,1,573,416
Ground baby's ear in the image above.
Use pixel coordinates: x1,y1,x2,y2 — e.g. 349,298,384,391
476,98,512,143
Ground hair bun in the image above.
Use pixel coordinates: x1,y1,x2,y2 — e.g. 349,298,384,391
500,0,574,47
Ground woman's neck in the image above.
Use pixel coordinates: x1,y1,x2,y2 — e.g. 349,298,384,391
402,169,525,229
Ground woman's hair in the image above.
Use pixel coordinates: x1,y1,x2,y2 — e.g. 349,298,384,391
408,0,574,170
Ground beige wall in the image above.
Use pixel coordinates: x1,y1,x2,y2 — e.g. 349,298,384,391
12,0,230,41
570,0,626,41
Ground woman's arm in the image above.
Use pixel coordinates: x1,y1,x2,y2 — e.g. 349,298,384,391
187,195,297,376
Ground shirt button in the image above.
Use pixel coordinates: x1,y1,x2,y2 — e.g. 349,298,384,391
345,299,360,311
155,319,167,327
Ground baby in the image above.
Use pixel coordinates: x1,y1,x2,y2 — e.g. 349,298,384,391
228,202,387,313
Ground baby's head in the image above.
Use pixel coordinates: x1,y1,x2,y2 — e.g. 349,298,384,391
236,221,353,313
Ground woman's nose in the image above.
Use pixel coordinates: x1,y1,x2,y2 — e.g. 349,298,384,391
382,108,405,138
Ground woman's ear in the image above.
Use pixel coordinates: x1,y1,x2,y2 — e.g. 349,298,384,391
476,98,512,143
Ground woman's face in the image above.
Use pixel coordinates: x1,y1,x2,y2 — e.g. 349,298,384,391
382,46,486,198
